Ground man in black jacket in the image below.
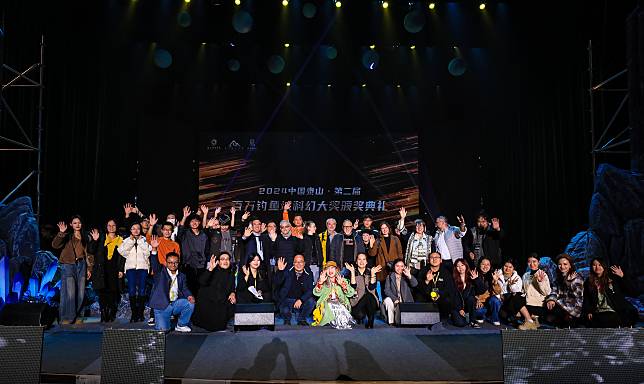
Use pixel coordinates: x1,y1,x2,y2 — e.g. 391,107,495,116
271,220,305,266
274,255,315,325
465,214,504,269
416,252,467,327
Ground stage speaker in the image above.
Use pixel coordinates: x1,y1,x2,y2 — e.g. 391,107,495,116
100,329,166,384
0,302,56,328
0,325,44,384
234,303,275,331
502,328,644,383
398,302,440,326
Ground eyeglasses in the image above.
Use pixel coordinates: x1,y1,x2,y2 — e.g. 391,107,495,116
342,225,353,228
280,226,290,229
429,256,441,260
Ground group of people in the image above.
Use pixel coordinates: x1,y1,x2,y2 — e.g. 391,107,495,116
50,202,639,332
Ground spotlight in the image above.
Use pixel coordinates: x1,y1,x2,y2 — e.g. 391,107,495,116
382,1,389,9
328,84,332,87
335,1,342,8
361,83,366,88
282,0,288,6
396,84,401,88
479,2,486,10
429,2,436,10
202,42,206,45
235,0,241,5
284,43,290,48
410,45,416,50
184,0,190,3
286,82,291,87
369,44,376,49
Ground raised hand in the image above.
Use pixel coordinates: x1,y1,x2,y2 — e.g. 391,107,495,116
345,263,355,274
403,266,412,279
242,265,250,277
200,205,209,216
491,217,500,231
457,215,466,227
123,203,133,217
426,269,434,283
371,265,383,276
228,292,236,304
150,235,159,249
368,234,376,248
241,211,251,221
493,270,502,282
470,269,479,280
243,225,253,238
610,265,624,278
261,223,268,233
318,269,327,284
277,257,287,271
132,206,140,215
57,221,67,233
149,213,158,227
399,207,407,219
90,228,100,241
535,269,546,282
230,206,236,215
353,219,359,230
283,201,292,211
182,206,192,219
207,255,218,271
213,207,221,217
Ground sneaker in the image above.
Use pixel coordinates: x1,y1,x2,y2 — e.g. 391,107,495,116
532,316,540,328
470,322,481,329
174,325,192,333
476,319,484,324
147,317,155,326
492,321,501,326
518,321,538,330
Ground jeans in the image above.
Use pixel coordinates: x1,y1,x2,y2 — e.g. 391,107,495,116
60,260,86,322
309,265,320,284
126,269,148,296
154,298,195,331
279,297,315,322
474,295,501,323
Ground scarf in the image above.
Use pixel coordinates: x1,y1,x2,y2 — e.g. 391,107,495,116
104,235,123,261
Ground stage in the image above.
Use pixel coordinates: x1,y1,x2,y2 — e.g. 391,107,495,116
40,319,504,383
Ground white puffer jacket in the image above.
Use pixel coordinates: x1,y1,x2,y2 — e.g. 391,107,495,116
118,236,150,271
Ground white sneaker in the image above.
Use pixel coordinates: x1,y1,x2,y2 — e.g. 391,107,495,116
147,317,155,326
476,319,484,324
174,325,192,333
492,321,501,326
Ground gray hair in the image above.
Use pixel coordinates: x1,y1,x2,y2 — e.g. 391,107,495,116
326,218,337,225
279,220,291,227
436,216,447,224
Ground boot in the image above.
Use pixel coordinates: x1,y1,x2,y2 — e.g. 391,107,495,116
138,296,148,322
109,304,118,322
100,308,107,323
366,315,375,329
129,295,138,323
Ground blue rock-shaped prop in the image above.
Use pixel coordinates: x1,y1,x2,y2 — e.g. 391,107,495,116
9,212,39,265
31,250,57,279
539,256,557,284
0,196,34,240
564,231,605,270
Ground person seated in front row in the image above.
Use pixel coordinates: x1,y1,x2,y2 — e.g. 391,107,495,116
497,259,538,330
312,261,356,329
416,252,464,326
348,253,382,329
544,253,584,327
583,257,638,328
191,252,237,332
452,258,487,328
382,259,418,325
473,257,503,326
274,255,315,325
236,252,272,304
520,253,551,327
148,244,195,332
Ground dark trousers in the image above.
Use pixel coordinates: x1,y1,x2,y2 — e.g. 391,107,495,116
588,311,621,328
182,265,205,298
545,303,579,327
279,297,315,322
351,294,378,323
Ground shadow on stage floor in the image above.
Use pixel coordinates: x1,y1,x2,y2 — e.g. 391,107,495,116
41,319,504,382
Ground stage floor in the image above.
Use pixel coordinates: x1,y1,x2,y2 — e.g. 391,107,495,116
41,319,504,383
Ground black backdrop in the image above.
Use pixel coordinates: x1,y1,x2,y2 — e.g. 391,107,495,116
0,0,636,264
